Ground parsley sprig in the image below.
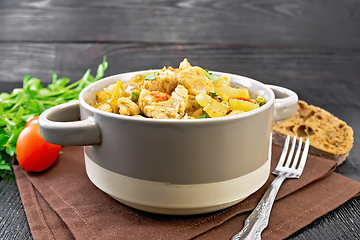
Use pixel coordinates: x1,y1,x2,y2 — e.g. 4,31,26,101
144,72,158,80
0,57,108,178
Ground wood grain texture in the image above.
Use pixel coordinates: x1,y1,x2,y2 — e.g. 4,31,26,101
291,196,360,239
1,0,360,49
0,179,33,240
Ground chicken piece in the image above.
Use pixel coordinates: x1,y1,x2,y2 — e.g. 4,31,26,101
95,91,111,103
93,102,113,113
177,60,215,95
179,58,191,70
117,97,141,116
143,68,178,94
138,85,188,119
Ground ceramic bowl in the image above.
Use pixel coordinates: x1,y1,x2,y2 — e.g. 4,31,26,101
38,70,298,215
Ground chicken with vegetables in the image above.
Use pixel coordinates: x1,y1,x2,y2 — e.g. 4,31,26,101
90,59,266,119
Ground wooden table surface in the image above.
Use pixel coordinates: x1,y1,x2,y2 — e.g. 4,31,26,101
1,1,360,239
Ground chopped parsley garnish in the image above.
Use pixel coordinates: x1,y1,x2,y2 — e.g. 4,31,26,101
144,72,157,80
205,70,220,81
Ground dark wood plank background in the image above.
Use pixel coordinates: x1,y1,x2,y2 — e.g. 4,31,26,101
1,0,360,239
1,0,360,49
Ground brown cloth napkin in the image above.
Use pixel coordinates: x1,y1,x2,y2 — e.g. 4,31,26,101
14,145,360,240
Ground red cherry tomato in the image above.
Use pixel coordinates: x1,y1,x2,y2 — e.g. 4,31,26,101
25,116,39,128
16,123,62,172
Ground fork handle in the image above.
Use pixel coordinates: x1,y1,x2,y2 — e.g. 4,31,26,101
231,175,286,240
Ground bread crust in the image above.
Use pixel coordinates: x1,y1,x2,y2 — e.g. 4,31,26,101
272,100,354,165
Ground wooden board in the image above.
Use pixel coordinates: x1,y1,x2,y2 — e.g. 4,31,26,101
1,0,360,239
0,0,360,49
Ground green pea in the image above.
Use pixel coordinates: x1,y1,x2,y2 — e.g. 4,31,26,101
255,97,266,106
129,89,140,101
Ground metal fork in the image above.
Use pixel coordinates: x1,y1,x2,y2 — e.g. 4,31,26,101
231,135,310,240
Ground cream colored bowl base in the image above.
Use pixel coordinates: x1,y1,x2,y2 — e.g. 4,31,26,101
85,153,270,215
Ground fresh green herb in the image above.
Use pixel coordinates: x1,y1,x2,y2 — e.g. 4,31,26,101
144,72,157,80
197,114,207,119
205,70,220,81
209,92,217,96
0,57,108,178
0,159,11,170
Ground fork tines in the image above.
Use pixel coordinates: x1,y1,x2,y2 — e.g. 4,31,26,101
275,136,310,175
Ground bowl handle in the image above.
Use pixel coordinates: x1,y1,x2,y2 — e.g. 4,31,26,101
38,100,101,146
266,85,298,122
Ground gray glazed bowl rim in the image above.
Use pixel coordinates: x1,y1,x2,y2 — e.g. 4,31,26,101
79,69,276,124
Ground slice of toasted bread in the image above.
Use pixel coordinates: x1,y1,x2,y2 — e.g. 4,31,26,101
272,100,354,165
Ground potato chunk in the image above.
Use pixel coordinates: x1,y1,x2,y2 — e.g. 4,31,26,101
229,99,259,112
196,93,228,118
214,74,250,99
